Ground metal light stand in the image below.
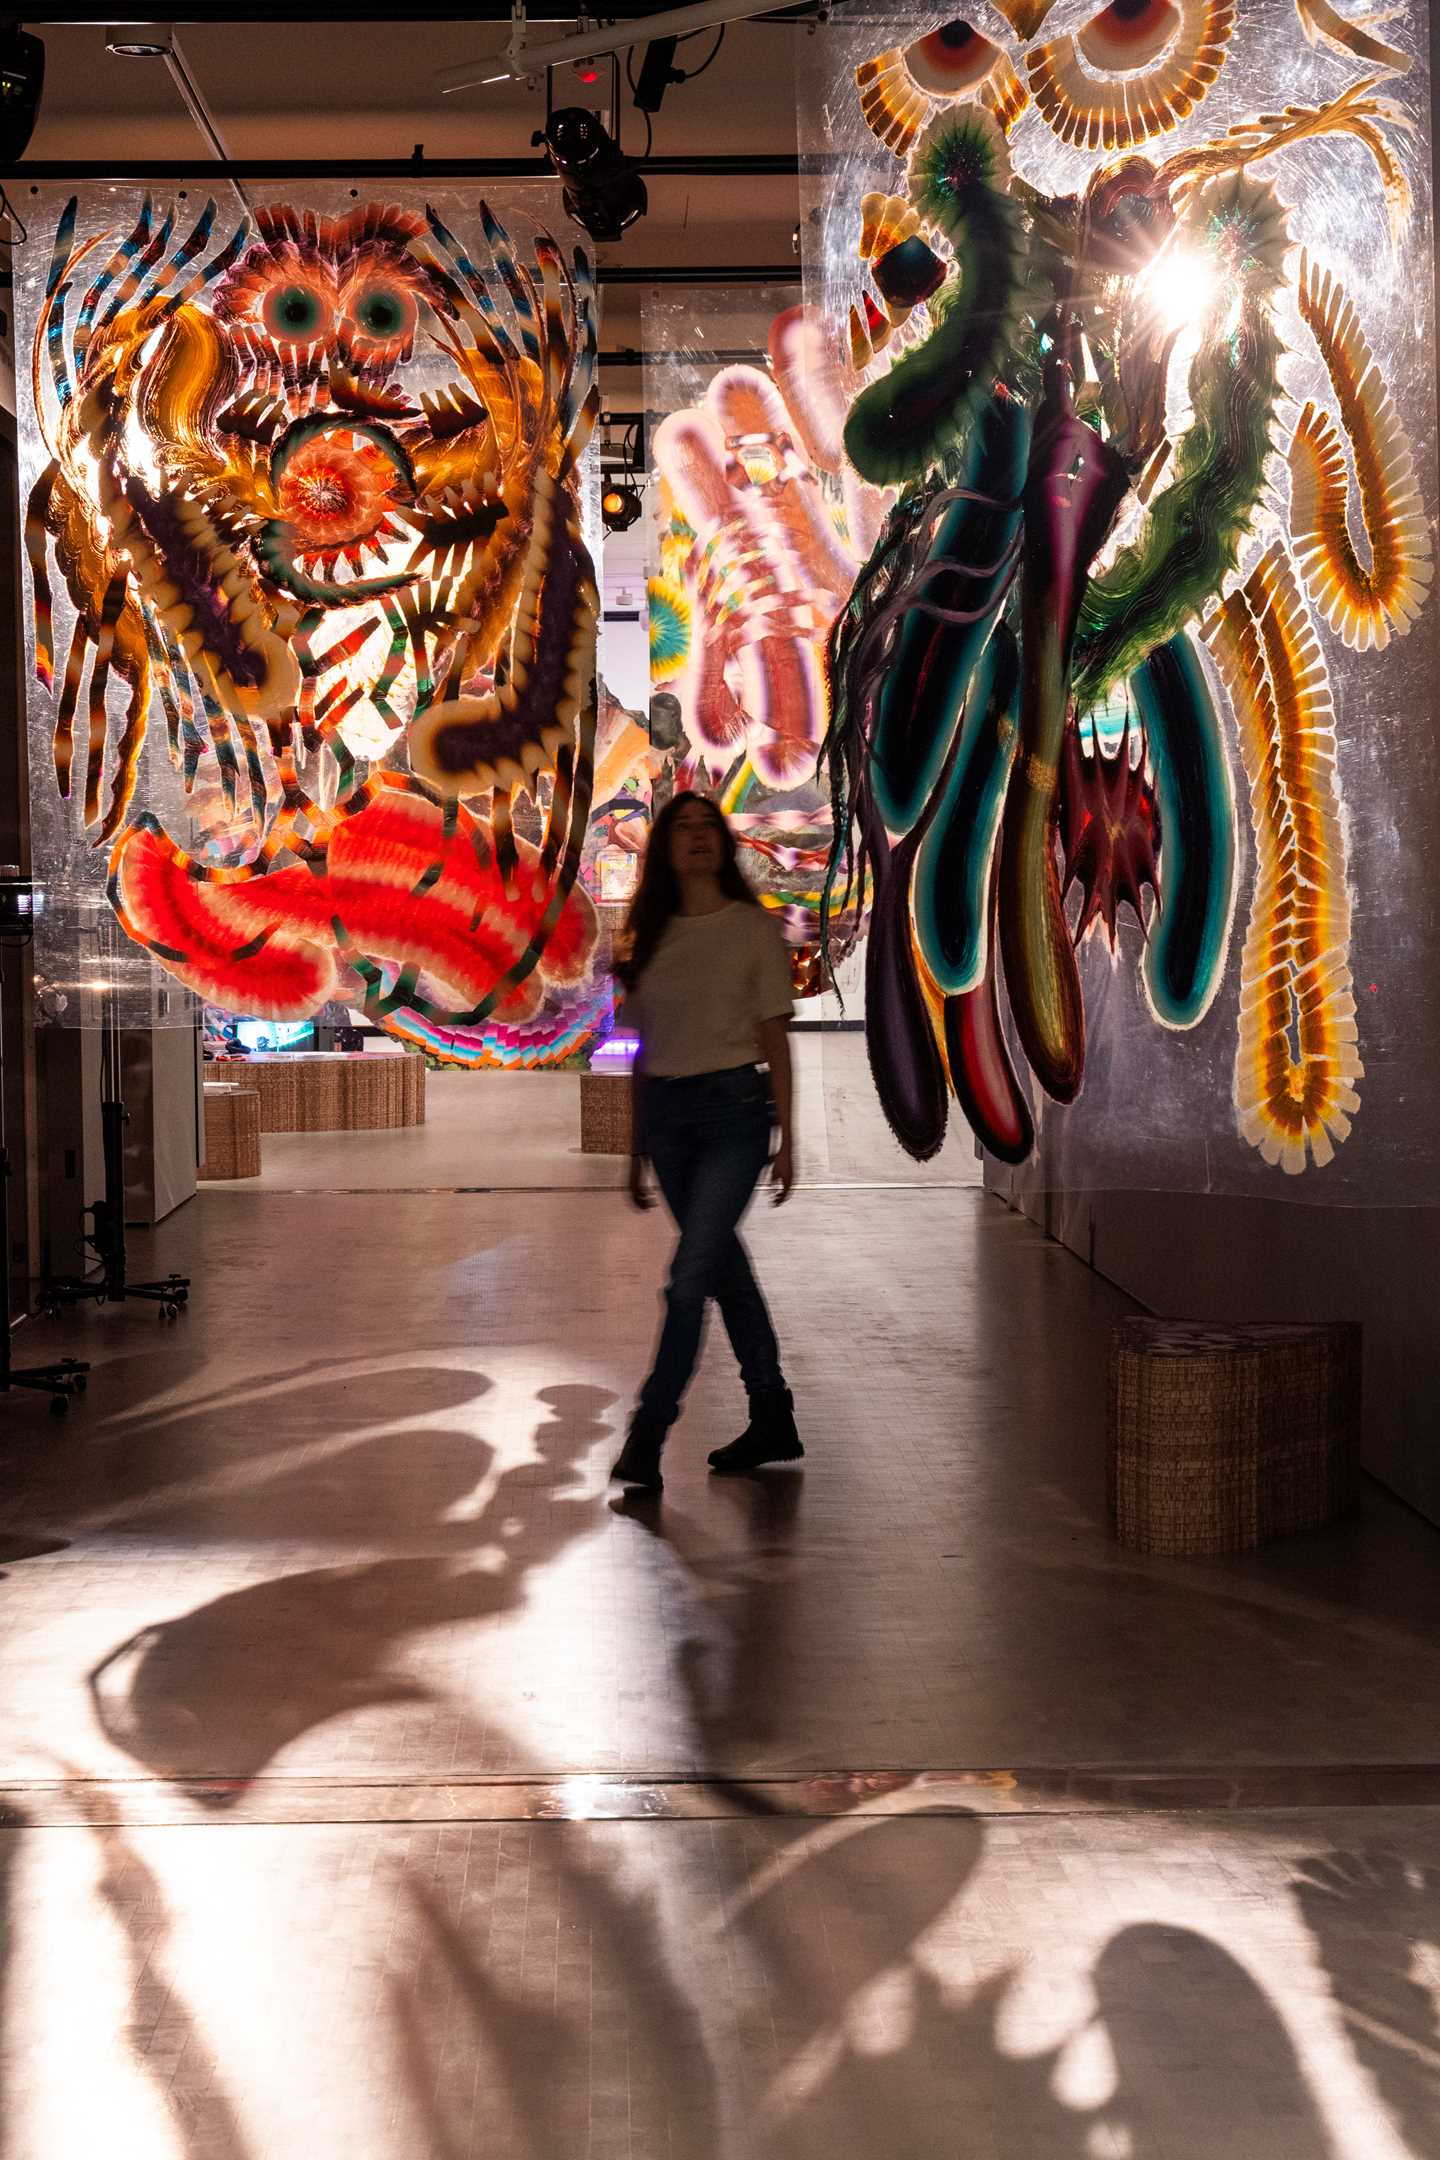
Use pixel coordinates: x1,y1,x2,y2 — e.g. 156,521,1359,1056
0,882,88,1414
41,923,190,1324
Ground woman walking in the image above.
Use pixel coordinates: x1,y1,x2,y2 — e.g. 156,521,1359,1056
611,793,802,1492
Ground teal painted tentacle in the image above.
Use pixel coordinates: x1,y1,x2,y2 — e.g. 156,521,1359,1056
870,389,1028,835
913,617,1021,998
1072,175,1290,714
1131,633,1237,1029
818,492,926,988
843,107,1026,488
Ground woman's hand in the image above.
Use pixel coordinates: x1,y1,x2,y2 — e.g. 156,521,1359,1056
770,1134,795,1204
629,1153,654,1211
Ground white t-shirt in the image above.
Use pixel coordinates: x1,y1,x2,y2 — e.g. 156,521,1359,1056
624,903,795,1077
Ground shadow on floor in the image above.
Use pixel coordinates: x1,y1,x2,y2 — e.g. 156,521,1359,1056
1294,1848,1440,2158
86,1381,613,1796
64,1779,257,2159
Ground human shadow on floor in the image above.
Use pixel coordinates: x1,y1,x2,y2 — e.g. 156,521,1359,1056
86,1381,613,1797
612,1474,809,1791
1293,1847,1440,2156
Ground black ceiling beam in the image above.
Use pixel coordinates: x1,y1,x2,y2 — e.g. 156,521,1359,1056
3,153,809,183
598,264,798,284
35,3,826,19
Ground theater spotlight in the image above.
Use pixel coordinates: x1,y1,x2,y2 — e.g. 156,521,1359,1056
533,106,647,243
602,483,643,533
0,26,44,161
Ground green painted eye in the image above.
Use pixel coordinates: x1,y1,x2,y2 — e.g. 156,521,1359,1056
264,283,325,339
351,283,416,344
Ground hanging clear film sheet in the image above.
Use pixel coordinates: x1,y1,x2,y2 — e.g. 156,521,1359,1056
797,1,1440,1200
14,180,619,1071
643,280,982,1182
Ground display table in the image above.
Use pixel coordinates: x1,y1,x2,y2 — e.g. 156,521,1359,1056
1108,1318,1361,1555
199,1083,262,1179
233,1052,426,1134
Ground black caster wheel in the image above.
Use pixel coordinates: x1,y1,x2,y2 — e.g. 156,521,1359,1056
174,1289,189,1306
49,1393,70,1416
73,1374,88,1394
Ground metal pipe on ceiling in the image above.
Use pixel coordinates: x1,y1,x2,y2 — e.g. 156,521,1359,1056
439,0,820,91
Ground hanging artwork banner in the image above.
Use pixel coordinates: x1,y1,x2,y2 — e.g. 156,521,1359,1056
15,182,604,1057
803,0,1440,1199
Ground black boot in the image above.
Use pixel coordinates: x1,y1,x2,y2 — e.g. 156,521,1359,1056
611,1410,670,1491
708,1387,803,1474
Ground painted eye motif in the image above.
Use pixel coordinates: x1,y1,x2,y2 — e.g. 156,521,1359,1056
856,16,1023,157
1079,0,1182,72
906,19,1002,95
1027,0,1235,152
350,282,417,343
263,282,328,340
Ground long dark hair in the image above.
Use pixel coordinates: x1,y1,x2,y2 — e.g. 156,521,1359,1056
614,792,759,991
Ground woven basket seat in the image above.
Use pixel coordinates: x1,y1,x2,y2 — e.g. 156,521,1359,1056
1108,1318,1361,1555
199,1084,261,1180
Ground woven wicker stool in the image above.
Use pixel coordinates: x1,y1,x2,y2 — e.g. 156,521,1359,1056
580,1070,633,1154
199,1084,262,1179
1109,1318,1361,1555
243,1052,426,1132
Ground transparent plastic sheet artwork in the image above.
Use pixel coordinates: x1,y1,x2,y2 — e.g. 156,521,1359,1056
798,2,1440,1200
15,180,614,1069
643,282,983,1183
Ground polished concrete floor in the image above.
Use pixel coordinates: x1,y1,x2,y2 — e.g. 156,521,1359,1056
2,1139,1439,2155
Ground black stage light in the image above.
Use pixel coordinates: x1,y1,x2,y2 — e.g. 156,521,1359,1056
533,106,648,243
0,27,44,162
633,36,680,115
601,482,642,533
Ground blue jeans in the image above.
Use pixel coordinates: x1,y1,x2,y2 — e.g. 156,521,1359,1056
637,1065,785,1423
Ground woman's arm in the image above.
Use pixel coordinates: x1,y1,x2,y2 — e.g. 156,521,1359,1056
758,1016,795,1203
628,1038,653,1210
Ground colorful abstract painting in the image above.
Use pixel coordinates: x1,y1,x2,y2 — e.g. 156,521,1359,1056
814,0,1434,1178
19,187,604,1061
647,303,886,973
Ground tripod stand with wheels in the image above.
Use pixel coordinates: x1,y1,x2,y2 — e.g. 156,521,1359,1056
41,933,190,1324
0,881,89,1414
1,1134,89,1412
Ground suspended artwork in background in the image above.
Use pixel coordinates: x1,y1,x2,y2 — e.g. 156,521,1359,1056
19,187,605,1063
648,305,887,976
817,0,1433,1177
